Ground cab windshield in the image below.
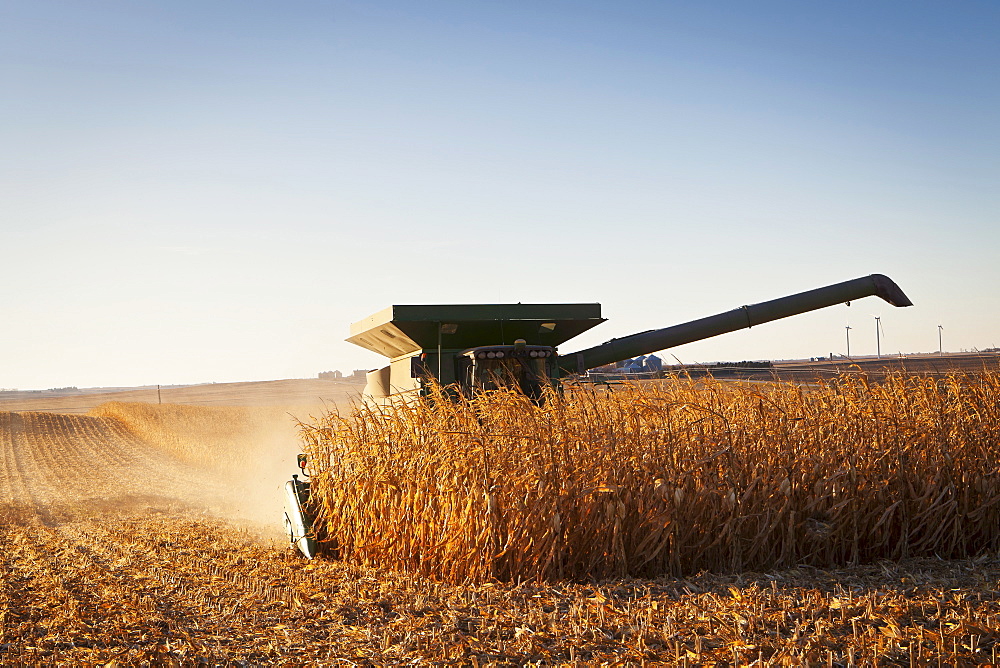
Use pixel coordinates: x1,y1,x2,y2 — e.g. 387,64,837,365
473,356,548,400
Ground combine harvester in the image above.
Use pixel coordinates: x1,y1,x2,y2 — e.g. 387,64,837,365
284,273,912,558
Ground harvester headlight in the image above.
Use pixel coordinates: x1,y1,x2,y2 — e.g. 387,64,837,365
476,352,487,359
487,351,496,359
529,350,538,358
495,351,504,358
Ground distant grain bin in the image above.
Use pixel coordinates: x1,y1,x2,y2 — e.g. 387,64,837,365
318,370,343,380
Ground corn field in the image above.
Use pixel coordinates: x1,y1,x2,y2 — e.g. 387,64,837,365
301,370,1000,583
2,393,999,663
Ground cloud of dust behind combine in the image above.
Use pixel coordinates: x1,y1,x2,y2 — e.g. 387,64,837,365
91,402,325,539
219,412,306,539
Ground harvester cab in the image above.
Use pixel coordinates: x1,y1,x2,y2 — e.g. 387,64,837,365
283,273,912,558
456,341,557,401
346,302,604,405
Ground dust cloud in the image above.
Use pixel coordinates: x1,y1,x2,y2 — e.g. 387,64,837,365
0,399,345,548
206,414,305,540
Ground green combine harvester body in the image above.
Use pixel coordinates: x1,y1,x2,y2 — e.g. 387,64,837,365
347,302,604,400
348,273,912,402
284,273,912,558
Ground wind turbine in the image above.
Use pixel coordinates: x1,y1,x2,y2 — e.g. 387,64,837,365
875,316,883,359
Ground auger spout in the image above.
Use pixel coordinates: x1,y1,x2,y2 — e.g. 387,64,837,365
558,274,912,374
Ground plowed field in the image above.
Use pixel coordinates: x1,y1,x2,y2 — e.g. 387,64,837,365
2,407,999,665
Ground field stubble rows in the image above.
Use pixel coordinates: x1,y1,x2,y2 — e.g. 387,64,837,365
2,509,999,665
1,374,1000,664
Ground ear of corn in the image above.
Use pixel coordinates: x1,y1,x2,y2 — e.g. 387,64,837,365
300,370,1000,583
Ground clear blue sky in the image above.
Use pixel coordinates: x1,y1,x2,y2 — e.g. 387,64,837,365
3,1,998,389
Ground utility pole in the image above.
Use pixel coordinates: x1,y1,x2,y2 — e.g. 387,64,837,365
875,316,881,359
938,325,943,355
845,325,852,358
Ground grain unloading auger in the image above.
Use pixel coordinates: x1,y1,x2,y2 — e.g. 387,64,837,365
283,273,911,557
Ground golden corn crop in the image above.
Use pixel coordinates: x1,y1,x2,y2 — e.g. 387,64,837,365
299,370,1000,583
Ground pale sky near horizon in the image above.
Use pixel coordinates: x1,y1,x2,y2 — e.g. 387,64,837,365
3,1,998,390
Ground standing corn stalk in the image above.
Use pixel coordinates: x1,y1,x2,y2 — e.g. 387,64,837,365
299,369,1000,583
